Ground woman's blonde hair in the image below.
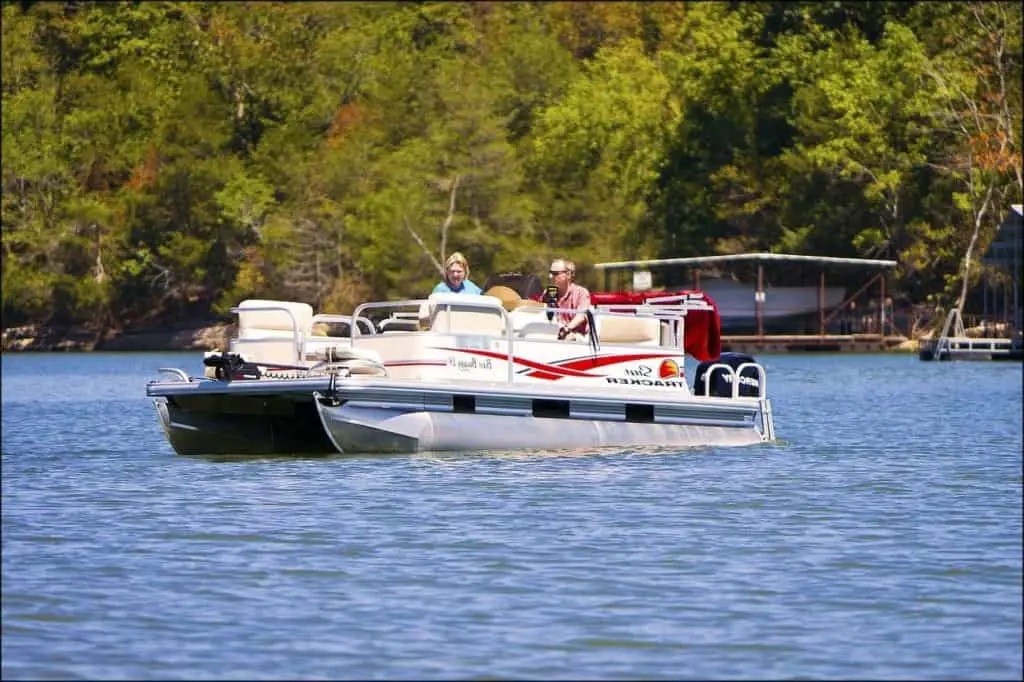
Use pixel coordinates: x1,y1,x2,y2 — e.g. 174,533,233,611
445,251,470,276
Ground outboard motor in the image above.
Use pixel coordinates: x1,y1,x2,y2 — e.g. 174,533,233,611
694,352,760,398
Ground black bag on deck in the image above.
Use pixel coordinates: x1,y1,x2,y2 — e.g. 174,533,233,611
694,352,760,398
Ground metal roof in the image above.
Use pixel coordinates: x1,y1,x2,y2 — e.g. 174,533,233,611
594,252,899,271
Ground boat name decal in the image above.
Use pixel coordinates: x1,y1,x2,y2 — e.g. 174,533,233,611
448,355,493,371
436,347,599,378
435,347,685,381
605,377,687,388
624,362,684,380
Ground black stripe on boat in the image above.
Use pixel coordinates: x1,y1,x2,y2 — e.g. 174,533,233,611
452,394,476,414
532,399,570,419
625,403,655,423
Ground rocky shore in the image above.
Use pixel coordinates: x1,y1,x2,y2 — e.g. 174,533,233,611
1,322,235,352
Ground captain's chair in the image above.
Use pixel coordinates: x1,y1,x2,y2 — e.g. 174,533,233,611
231,299,313,365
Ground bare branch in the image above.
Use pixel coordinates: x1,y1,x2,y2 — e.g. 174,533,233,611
403,215,444,275
439,175,460,264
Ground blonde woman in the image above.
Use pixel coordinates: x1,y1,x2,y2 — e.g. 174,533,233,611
432,252,482,295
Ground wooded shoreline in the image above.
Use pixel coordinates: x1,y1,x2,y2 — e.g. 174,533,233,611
3,2,1021,340
1,322,233,353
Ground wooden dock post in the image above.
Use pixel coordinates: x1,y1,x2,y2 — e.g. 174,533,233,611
819,271,826,336
756,263,764,338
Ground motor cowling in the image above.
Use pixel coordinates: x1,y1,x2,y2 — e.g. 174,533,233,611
693,352,760,398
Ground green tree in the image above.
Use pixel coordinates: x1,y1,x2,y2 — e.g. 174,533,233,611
528,38,680,268
774,21,939,260
918,1,1023,312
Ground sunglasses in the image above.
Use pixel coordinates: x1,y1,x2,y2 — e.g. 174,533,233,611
549,270,566,275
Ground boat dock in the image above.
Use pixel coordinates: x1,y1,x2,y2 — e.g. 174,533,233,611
917,309,1023,361
722,333,907,354
918,335,1023,361
593,252,908,354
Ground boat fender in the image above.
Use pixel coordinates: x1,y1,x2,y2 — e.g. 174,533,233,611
694,352,760,397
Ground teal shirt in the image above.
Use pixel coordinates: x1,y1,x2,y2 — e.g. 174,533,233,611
432,280,482,295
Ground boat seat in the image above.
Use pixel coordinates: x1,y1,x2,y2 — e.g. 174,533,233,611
597,315,661,346
232,299,314,364
303,336,352,360
311,315,375,338
516,321,560,340
426,293,507,336
378,318,420,333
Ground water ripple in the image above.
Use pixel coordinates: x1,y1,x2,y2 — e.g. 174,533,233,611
2,352,1021,680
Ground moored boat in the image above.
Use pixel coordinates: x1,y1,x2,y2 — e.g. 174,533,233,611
146,289,775,456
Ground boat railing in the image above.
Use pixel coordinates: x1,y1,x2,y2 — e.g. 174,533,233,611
641,293,716,311
212,296,771,401
594,300,707,348
157,367,191,382
349,298,693,342
229,302,307,364
697,361,768,400
312,313,377,337
226,295,713,370
227,303,380,364
348,296,697,383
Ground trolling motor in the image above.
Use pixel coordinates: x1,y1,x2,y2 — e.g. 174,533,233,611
202,351,261,381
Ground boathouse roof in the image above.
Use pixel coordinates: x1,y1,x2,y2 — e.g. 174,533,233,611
594,253,898,271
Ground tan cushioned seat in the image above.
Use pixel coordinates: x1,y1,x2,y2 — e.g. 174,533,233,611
597,316,660,345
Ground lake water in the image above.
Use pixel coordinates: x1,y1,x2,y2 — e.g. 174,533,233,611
2,351,1021,680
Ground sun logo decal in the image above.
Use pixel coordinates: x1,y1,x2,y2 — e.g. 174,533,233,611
659,359,680,378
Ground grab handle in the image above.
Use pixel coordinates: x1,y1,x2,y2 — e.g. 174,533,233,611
157,368,190,382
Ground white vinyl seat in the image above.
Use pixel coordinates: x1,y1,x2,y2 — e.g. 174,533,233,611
596,315,661,346
511,306,566,340
425,293,507,336
516,321,560,340
231,299,313,364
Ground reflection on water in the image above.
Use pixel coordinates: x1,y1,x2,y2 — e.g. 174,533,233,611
417,443,717,463
180,452,351,464
183,443,737,465
1,351,1021,680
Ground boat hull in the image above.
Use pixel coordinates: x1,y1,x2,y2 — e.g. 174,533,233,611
154,395,335,456
149,374,772,456
314,403,768,454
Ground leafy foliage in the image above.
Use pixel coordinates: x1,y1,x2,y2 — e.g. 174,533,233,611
1,0,1021,329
